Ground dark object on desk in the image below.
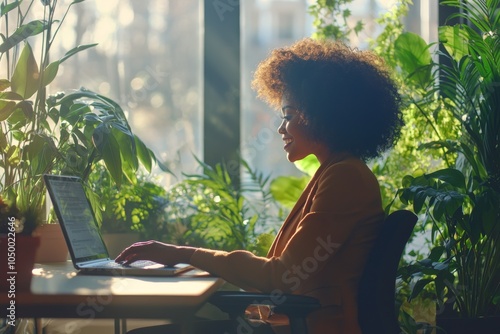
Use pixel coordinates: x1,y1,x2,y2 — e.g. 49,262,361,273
209,210,418,334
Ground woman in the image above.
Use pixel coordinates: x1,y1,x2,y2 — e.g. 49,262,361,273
117,38,403,334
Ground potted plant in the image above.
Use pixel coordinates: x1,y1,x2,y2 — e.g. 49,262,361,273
1,0,157,260
389,0,500,332
89,166,170,257
0,193,40,291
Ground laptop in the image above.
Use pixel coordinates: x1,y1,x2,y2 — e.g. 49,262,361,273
43,174,193,276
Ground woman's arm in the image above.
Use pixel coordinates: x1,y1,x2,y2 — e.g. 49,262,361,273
115,241,196,266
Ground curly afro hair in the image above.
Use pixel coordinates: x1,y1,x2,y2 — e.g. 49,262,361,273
252,38,404,161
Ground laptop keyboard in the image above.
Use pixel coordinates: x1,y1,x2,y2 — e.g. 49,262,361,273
88,260,162,269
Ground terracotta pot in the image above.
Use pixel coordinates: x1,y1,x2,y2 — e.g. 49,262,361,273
0,235,40,292
33,223,69,263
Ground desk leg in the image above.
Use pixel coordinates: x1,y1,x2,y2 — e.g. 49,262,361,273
113,319,128,334
179,320,194,334
114,319,120,334
34,318,43,334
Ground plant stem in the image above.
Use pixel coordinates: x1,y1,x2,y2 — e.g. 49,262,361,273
410,95,454,168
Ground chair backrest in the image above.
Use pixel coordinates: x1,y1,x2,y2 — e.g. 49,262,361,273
357,210,418,334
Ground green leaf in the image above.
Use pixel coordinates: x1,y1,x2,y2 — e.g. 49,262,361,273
42,61,60,86
17,100,34,120
112,127,138,174
5,145,20,165
427,168,466,188
11,43,40,99
0,91,23,100
6,105,27,128
48,106,60,124
63,103,91,124
410,278,433,301
70,0,86,5
134,135,153,173
270,175,309,208
93,124,122,187
0,127,6,151
394,32,432,86
294,154,320,176
0,100,17,121
0,20,48,53
0,79,10,91
71,128,89,147
401,175,414,188
439,25,469,63
433,199,445,220
413,188,428,213
24,134,57,175
428,246,445,262
59,43,98,64
0,1,21,17
493,293,500,306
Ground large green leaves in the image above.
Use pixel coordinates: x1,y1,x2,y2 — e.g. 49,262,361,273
93,124,122,187
400,168,467,220
5,42,97,100
270,175,309,208
0,20,48,53
294,154,320,176
394,32,433,87
23,132,58,176
51,88,158,187
0,100,17,121
11,43,39,99
134,135,154,173
439,25,471,63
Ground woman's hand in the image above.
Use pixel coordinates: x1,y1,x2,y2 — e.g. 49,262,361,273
114,240,196,266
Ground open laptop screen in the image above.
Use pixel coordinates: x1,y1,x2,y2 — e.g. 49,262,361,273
44,175,109,262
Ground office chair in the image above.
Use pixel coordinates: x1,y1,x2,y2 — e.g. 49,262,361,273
210,210,418,334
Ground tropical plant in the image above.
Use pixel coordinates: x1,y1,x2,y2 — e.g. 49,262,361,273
308,0,500,327
88,165,168,237
368,0,457,212
0,0,157,235
269,154,318,209
160,157,283,257
308,0,364,42
391,0,500,319
308,0,448,211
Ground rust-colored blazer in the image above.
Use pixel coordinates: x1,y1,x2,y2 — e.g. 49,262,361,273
191,155,384,334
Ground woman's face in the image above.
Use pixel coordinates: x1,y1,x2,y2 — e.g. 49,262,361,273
277,95,329,163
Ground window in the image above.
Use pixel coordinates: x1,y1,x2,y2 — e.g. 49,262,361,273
241,0,312,179
29,0,436,185
277,12,295,39
50,0,202,186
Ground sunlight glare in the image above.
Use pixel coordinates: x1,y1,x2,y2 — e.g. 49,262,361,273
150,93,164,108
379,0,399,10
119,4,135,26
99,82,111,95
95,17,118,56
131,77,145,91
97,0,121,14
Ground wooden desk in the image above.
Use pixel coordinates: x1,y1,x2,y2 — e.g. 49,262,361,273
1,262,224,334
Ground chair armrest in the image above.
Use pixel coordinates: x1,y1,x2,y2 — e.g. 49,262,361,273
209,291,321,318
